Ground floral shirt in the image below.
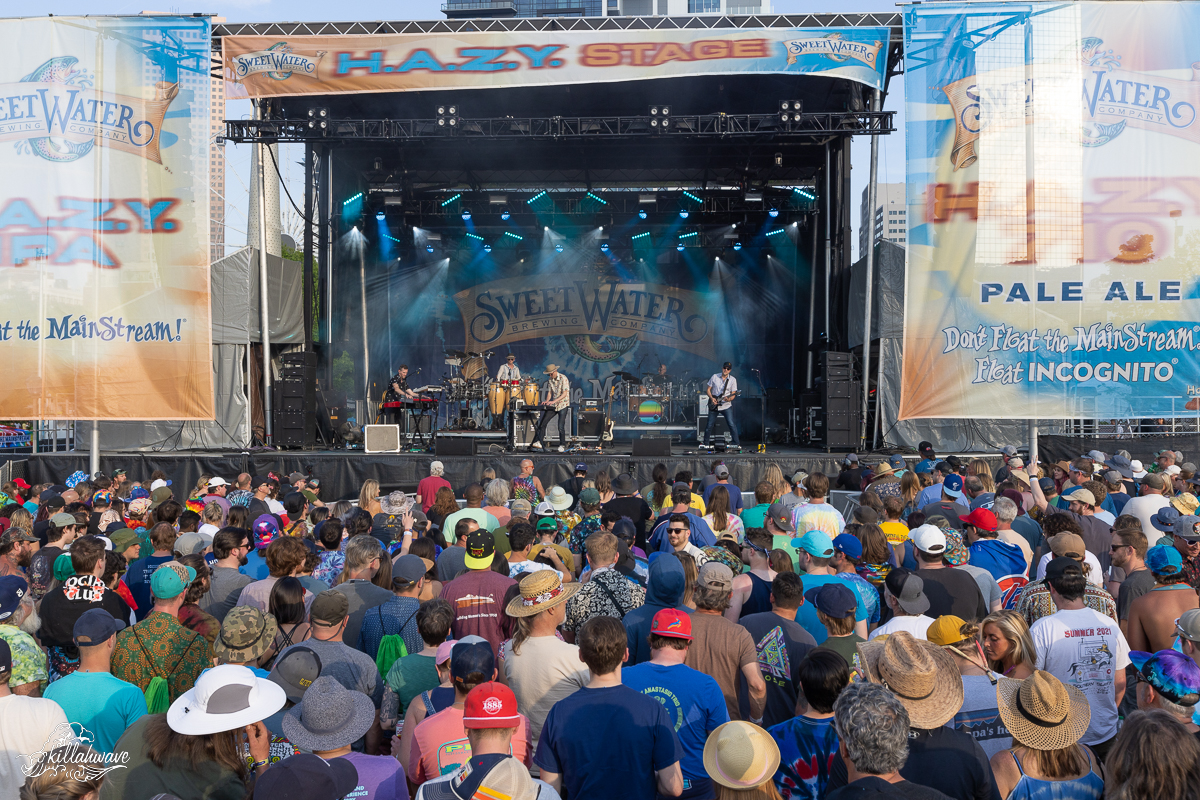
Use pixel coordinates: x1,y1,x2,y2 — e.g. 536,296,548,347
313,550,345,586
562,567,646,634
0,624,48,690
568,513,603,556
111,611,211,703
1016,580,1118,627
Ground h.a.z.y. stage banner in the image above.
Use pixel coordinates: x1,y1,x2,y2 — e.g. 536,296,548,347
222,26,890,96
902,1,1200,420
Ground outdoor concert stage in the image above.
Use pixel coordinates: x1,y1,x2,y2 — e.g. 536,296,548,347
11,444,863,504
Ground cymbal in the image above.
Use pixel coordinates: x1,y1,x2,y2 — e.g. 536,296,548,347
445,349,467,358
613,370,642,385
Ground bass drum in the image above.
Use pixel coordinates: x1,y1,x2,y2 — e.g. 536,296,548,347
488,384,508,415
522,381,540,406
462,356,486,380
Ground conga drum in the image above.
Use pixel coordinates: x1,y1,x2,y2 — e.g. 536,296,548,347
522,381,540,406
488,384,508,415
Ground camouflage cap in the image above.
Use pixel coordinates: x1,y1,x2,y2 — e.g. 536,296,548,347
213,606,279,664
0,528,37,546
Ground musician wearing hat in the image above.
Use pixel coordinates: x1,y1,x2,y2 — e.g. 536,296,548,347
703,362,741,448
496,354,521,384
531,364,571,452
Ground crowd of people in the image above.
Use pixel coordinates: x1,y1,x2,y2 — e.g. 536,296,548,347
0,445,1198,800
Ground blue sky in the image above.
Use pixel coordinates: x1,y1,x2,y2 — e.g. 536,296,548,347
31,0,906,261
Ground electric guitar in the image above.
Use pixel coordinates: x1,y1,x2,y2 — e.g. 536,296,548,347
702,389,742,407
603,384,615,442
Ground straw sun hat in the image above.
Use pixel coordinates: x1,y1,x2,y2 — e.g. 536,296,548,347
996,670,1091,751
504,570,580,618
703,721,781,790
856,630,964,729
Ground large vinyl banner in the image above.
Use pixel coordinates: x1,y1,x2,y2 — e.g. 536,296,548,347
902,2,1200,420
0,17,213,419
222,27,889,97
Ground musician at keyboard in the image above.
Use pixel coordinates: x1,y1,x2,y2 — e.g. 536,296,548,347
385,365,419,402
531,363,571,452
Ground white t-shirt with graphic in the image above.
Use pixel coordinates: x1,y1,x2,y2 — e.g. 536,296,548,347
1031,607,1131,745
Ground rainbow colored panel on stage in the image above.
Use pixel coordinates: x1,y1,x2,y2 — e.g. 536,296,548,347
902,1,1200,420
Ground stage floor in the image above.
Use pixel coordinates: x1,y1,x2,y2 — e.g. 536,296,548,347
5,442,871,503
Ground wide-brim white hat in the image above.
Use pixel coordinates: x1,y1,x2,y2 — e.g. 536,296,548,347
167,664,286,736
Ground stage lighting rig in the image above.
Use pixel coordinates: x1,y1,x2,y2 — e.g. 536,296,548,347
483,244,492,253
501,208,511,220
779,100,802,129
307,107,328,135
649,105,671,132
461,208,472,221
600,243,610,252
768,208,780,218
436,104,460,129
375,212,385,221
734,242,743,251
638,209,648,220
555,244,564,253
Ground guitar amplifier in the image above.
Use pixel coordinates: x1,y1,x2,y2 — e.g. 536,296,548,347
581,398,601,411
697,415,732,444
577,411,606,440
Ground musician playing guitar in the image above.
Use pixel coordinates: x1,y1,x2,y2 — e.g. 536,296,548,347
704,361,742,448
531,363,571,452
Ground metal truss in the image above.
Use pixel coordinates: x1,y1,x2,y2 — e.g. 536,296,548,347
212,13,902,39
374,192,814,217
223,111,892,144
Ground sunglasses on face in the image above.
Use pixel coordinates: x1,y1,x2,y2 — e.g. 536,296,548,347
1110,543,1130,551
668,527,688,533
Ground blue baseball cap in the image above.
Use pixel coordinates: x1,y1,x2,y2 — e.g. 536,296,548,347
73,608,125,646
1128,650,1200,707
128,486,150,500
942,473,964,498
832,533,863,560
792,531,835,558
0,576,28,622
150,562,197,600
1146,544,1184,576
915,462,934,475
804,583,856,619
889,455,906,469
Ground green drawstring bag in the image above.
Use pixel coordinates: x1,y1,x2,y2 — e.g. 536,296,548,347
375,635,407,679
144,676,170,714
372,605,420,677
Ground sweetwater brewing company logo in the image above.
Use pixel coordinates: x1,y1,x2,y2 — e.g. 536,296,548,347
941,38,1200,170
783,33,883,68
231,43,327,82
0,56,176,164
19,722,130,780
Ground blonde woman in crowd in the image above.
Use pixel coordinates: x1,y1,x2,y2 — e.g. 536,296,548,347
980,609,1036,679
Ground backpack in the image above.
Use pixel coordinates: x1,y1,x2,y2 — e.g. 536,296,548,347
132,625,201,714
374,604,421,677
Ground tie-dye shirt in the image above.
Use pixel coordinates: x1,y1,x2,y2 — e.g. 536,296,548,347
769,715,840,800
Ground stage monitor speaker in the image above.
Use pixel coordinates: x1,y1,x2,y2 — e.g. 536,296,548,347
577,411,606,439
632,436,672,457
435,436,475,456
365,425,401,453
275,410,315,448
282,351,317,368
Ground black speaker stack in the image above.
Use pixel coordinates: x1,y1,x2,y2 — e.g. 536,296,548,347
275,351,317,448
822,352,861,450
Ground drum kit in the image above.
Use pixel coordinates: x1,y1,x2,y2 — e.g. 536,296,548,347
612,370,703,424
443,348,544,429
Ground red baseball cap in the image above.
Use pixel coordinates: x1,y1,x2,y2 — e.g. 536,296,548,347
651,608,693,641
12,479,29,490
463,682,521,729
959,508,998,532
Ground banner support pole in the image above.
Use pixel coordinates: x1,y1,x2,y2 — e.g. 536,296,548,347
89,424,99,477
861,89,881,448
806,215,818,390
824,143,832,350
255,100,273,444
1029,421,1039,474
360,242,370,422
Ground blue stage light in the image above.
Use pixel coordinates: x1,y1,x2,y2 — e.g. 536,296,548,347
426,244,435,253
733,241,742,251
484,244,492,253
676,244,685,252
768,208,779,218
600,243,610,252
638,209,648,220
461,208,472,221
679,210,689,219
501,208,511,220
555,244,564,253
375,211,385,221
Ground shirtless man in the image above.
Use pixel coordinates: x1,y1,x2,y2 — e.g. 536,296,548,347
1126,544,1199,652
726,528,778,621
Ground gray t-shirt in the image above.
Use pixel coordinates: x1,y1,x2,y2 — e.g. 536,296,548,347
1117,568,1157,621
273,638,384,706
952,673,1011,759
199,566,253,623
957,564,1002,611
333,579,394,653
437,545,468,582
